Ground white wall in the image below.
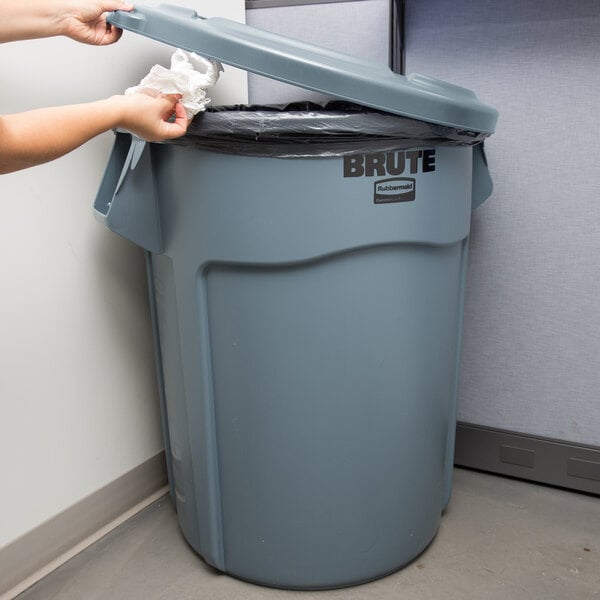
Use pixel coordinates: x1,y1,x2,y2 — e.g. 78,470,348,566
0,1,247,548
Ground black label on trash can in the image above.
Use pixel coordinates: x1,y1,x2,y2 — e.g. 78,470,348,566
374,178,416,204
343,150,436,178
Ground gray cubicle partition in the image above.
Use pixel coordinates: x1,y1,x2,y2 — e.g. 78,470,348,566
246,0,392,103
405,0,600,494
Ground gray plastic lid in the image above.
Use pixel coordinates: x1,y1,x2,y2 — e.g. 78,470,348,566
108,4,498,134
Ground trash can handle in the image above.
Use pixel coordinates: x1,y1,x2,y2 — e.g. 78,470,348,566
471,143,493,210
93,133,164,253
130,137,147,170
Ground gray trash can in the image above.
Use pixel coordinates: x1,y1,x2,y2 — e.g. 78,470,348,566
95,5,498,590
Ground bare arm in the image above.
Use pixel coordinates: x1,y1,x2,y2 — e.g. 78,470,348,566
0,93,188,175
0,0,133,44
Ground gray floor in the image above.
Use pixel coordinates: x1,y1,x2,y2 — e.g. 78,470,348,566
18,469,600,600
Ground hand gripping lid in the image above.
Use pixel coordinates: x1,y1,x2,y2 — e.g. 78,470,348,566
108,4,498,134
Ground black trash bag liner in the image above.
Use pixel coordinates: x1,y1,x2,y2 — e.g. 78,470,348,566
162,101,489,158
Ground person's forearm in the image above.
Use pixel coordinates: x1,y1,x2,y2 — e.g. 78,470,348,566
0,94,187,174
0,0,65,42
0,100,121,174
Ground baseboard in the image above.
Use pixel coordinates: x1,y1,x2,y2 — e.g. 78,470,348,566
455,422,600,495
0,451,168,600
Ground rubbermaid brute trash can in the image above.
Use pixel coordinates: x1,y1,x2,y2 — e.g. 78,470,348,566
94,5,498,590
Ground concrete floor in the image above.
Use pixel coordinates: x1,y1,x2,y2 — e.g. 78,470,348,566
17,469,600,600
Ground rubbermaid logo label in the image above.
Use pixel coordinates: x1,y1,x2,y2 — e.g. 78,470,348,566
374,178,416,204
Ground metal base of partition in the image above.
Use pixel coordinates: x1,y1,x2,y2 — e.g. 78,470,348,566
455,423,600,496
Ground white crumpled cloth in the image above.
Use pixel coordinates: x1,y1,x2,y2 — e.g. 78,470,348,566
126,49,223,119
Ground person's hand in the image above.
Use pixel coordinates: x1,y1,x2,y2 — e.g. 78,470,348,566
59,0,134,45
110,92,190,142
